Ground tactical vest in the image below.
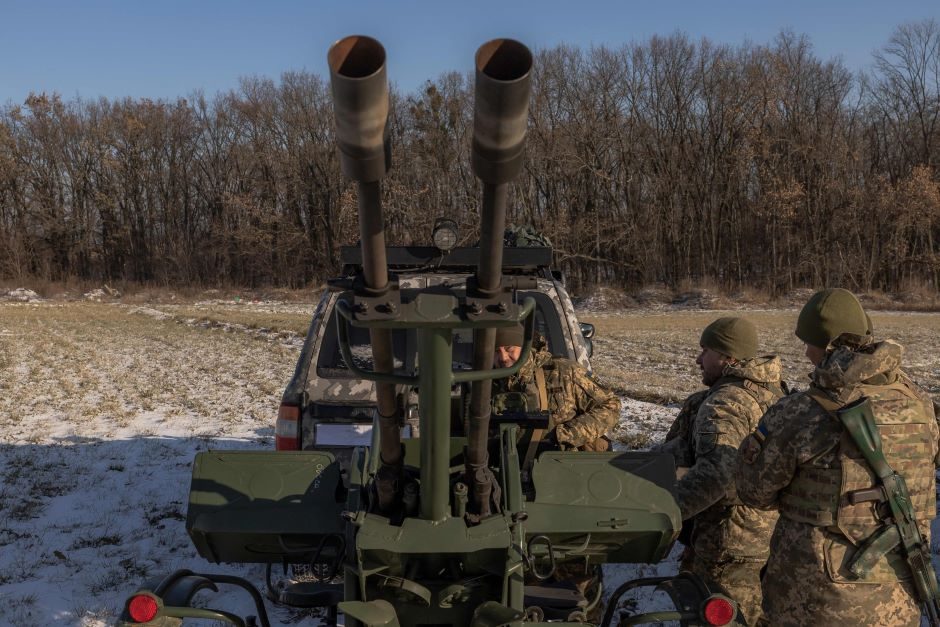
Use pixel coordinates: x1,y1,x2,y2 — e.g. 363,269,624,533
492,365,548,415
778,379,936,548
494,361,610,452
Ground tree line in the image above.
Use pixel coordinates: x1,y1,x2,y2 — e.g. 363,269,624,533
1,22,939,294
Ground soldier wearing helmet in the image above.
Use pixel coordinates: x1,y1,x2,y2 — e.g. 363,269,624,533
656,317,785,625
736,288,940,626
492,323,619,452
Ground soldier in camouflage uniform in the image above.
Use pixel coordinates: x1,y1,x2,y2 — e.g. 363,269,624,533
492,324,620,451
736,288,939,627
656,317,784,625
493,324,619,619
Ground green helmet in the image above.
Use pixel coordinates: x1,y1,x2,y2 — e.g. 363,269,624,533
700,316,757,360
796,288,868,348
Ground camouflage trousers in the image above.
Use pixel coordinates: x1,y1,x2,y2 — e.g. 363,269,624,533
681,551,765,626
757,519,921,627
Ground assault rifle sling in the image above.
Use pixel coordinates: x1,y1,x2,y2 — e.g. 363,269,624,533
836,397,940,626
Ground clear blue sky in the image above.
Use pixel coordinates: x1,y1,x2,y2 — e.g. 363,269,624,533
1,0,937,105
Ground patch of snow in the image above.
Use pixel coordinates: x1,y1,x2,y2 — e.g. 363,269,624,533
614,397,678,450
127,306,173,321
574,286,638,313
125,304,306,349
82,289,108,302
3,288,42,302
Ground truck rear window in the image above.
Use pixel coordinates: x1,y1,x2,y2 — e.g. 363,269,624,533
315,290,567,378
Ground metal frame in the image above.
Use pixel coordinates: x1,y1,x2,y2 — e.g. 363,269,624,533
340,245,553,273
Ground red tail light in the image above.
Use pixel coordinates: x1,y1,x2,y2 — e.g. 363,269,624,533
702,596,735,626
127,594,159,622
276,403,300,450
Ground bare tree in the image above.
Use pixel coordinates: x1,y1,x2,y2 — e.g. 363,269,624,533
1,23,939,296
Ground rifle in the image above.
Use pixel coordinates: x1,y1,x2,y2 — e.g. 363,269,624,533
838,397,940,626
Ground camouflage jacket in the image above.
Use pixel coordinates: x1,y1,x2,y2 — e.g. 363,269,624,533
735,336,939,625
658,356,784,561
494,347,620,449
736,336,939,519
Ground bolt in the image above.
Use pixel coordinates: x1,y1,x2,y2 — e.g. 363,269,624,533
496,301,508,314
467,302,483,315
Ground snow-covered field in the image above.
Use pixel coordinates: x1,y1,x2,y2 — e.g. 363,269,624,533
1,296,937,626
0,300,308,626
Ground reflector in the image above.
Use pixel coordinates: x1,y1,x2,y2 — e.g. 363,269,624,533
128,594,159,622
703,596,735,626
275,403,300,450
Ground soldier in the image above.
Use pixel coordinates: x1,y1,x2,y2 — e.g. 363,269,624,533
492,323,619,451
656,317,784,625
492,323,619,619
736,288,939,627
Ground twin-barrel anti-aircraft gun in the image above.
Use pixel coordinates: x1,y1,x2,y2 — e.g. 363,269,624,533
117,36,745,627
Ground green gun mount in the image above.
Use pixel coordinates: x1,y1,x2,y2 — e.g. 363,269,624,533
116,35,745,627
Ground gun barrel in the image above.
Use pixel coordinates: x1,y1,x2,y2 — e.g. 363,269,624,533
328,36,401,482
327,35,391,182
472,38,533,185
466,39,533,516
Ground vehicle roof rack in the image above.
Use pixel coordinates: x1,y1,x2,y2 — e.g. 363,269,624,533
340,246,553,274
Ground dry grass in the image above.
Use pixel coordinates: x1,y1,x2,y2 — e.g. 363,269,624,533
0,280,325,304
0,303,298,444
152,304,315,336
583,309,940,402
6,302,935,419
119,285,324,305
574,280,940,312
